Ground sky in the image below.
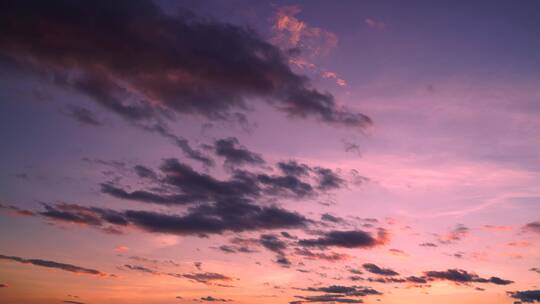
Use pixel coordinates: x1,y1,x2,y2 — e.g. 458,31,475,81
0,0,539,303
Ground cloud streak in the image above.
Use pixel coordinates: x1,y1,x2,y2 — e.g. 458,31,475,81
0,254,107,276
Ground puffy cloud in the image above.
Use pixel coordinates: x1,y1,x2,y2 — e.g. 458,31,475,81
508,290,540,303
0,0,370,129
213,137,264,168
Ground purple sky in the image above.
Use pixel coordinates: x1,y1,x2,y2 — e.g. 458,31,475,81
0,1,539,304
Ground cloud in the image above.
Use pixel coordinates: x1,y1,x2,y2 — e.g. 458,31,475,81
145,124,215,167
523,221,540,234
259,234,287,254
272,6,338,58
133,165,158,180
38,200,308,237
508,290,540,303
291,295,363,303
362,263,399,276
438,225,469,244
419,242,438,247
278,161,311,177
314,168,345,191
294,248,349,262
213,137,264,168
276,255,292,267
178,272,233,285
365,276,427,284
0,283,7,288
298,230,386,249
424,269,513,285
321,213,345,224
63,301,85,304
64,105,102,126
292,285,381,303
123,264,159,275
0,254,106,276
0,0,370,129
0,203,34,217
102,158,344,207
200,296,232,302
530,268,540,274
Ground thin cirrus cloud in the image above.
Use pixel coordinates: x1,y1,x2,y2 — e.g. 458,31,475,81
0,0,370,129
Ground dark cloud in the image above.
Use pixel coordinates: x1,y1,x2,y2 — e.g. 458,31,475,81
0,0,371,129
145,124,214,167
64,105,102,126
101,183,196,206
276,255,292,267
102,158,343,208
178,272,233,285
0,203,34,216
281,231,297,239
257,173,314,198
365,276,428,284
362,263,399,276
216,245,256,254
292,285,381,303
133,165,158,180
321,213,345,224
298,230,384,249
0,283,7,288
314,168,344,191
419,242,438,247
278,161,310,177
0,254,106,276
291,295,364,303
124,202,308,236
123,264,159,275
64,301,85,304
530,267,540,274
38,201,308,237
424,269,513,285
213,137,264,168
200,296,231,302
523,221,540,234
39,202,128,234
294,248,349,262
508,290,540,303
259,234,287,254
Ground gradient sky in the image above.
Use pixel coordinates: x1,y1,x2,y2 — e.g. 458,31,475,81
1,1,539,304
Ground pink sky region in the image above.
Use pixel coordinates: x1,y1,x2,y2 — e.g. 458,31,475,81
0,1,539,304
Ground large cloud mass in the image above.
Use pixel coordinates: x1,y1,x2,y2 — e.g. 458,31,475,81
0,0,371,129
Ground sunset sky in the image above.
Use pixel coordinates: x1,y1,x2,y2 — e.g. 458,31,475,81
1,1,539,303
